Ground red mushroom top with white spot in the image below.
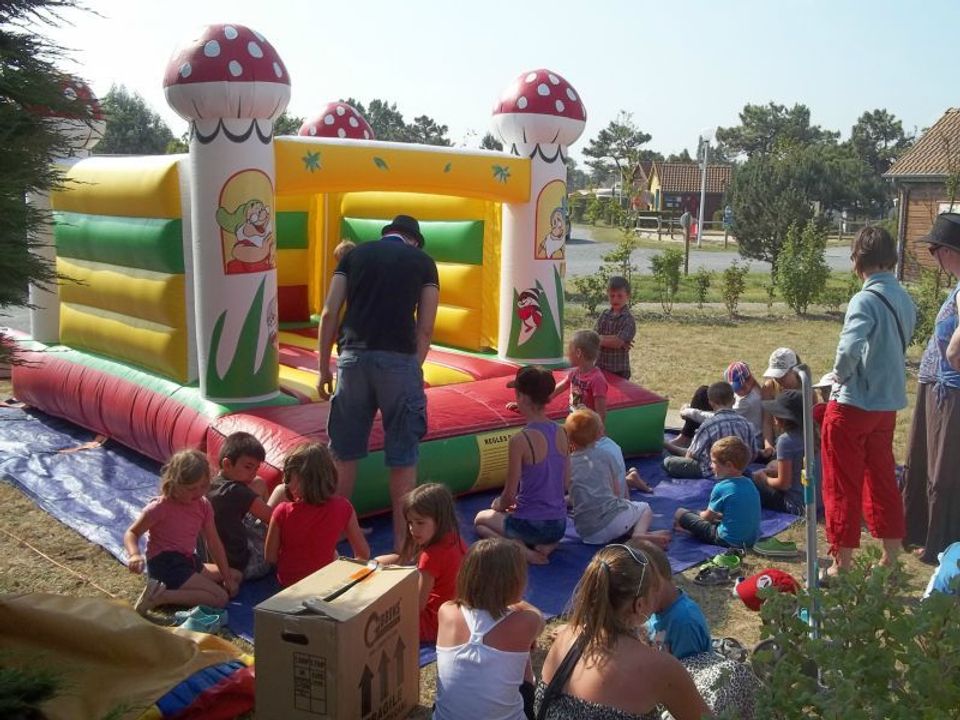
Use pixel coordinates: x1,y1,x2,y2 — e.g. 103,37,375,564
491,68,586,149
493,69,585,122
299,102,375,140
44,78,104,120
163,24,291,122
163,24,289,88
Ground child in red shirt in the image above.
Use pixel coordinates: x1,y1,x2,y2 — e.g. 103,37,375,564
265,443,369,586
552,329,608,424
381,483,467,642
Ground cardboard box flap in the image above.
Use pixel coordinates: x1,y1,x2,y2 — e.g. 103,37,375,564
255,560,417,622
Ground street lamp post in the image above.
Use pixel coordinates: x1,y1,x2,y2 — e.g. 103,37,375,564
696,128,716,249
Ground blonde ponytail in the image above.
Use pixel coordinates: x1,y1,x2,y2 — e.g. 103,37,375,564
568,545,659,655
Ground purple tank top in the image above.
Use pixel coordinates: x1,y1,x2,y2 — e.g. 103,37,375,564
513,421,568,521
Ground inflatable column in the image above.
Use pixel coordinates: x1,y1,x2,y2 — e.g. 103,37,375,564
29,79,105,343
164,24,290,402
492,70,586,363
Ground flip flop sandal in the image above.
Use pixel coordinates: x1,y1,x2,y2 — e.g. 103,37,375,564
174,605,229,626
712,636,749,662
754,537,801,558
180,612,225,634
694,566,732,586
711,550,743,571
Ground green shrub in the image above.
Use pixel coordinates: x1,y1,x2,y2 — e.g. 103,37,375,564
585,194,603,225
571,271,609,317
820,287,846,314
752,550,960,719
763,281,777,315
776,220,830,315
694,267,713,310
569,194,587,223
650,248,684,314
907,264,952,345
721,259,750,318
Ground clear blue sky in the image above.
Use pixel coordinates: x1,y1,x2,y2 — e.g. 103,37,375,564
44,0,960,162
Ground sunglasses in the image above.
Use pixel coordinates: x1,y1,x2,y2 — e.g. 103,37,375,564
607,543,649,601
928,244,944,256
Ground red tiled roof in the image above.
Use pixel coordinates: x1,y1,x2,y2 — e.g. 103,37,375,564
885,108,960,179
653,162,732,194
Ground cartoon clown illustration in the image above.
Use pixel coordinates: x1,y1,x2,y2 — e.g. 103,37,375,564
215,197,275,274
536,207,566,260
516,288,542,346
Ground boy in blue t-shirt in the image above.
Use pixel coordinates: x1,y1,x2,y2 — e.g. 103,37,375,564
631,539,711,659
675,436,761,548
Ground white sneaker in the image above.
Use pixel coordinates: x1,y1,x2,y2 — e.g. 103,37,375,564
134,578,165,615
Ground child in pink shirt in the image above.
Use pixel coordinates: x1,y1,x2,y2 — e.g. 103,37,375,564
124,449,240,614
265,443,369,586
552,330,608,424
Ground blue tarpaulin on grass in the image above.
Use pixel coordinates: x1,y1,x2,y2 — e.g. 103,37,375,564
0,405,799,666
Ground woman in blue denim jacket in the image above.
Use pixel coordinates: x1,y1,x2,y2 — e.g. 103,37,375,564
821,226,916,580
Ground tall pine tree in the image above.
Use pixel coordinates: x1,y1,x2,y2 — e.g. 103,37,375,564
0,0,98,365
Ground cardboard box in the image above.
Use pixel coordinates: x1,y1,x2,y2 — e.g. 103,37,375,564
255,559,419,720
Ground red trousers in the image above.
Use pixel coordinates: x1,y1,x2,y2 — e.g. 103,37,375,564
820,401,905,553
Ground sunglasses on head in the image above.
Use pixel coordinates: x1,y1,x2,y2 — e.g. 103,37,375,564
606,543,649,601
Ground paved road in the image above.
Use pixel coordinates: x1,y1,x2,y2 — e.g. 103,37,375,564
566,225,852,278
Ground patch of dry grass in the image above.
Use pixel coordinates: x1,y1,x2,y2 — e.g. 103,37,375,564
0,307,935,718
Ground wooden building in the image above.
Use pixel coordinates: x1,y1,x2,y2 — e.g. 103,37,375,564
648,162,732,218
885,108,960,280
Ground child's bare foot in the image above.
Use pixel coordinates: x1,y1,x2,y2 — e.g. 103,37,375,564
671,434,691,448
632,530,671,549
626,468,653,493
524,547,550,565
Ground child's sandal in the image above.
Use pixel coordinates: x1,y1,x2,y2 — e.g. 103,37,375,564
694,566,732,586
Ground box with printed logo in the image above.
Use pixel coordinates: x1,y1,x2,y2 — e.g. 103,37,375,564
255,559,419,719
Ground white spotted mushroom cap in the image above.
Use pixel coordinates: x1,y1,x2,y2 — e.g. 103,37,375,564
491,69,586,148
38,77,106,151
163,24,290,121
298,102,375,140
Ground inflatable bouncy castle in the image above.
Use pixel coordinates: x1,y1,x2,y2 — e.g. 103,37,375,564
12,24,667,514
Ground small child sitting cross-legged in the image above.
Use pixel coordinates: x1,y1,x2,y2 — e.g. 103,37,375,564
664,381,757,480
752,390,807,516
674,436,761,549
630,539,711,660
565,408,670,548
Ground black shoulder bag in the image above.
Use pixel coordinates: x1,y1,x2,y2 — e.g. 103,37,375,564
864,288,907,354
535,636,586,720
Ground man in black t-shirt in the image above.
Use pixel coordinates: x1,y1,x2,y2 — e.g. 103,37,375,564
318,214,440,551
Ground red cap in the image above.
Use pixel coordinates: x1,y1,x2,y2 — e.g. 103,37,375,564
164,24,289,88
299,102,375,140
493,69,585,121
735,569,799,611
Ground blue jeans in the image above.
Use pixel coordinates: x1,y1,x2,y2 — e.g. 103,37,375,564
328,349,426,467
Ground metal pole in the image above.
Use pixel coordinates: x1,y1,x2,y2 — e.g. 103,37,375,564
796,363,820,639
683,224,690,276
696,138,708,249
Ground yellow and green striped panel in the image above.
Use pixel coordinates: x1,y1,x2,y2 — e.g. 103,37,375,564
52,155,182,219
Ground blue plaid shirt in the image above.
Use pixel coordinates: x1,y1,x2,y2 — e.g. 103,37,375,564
688,409,758,477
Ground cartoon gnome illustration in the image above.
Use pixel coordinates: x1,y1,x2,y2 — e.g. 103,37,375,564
215,198,275,274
